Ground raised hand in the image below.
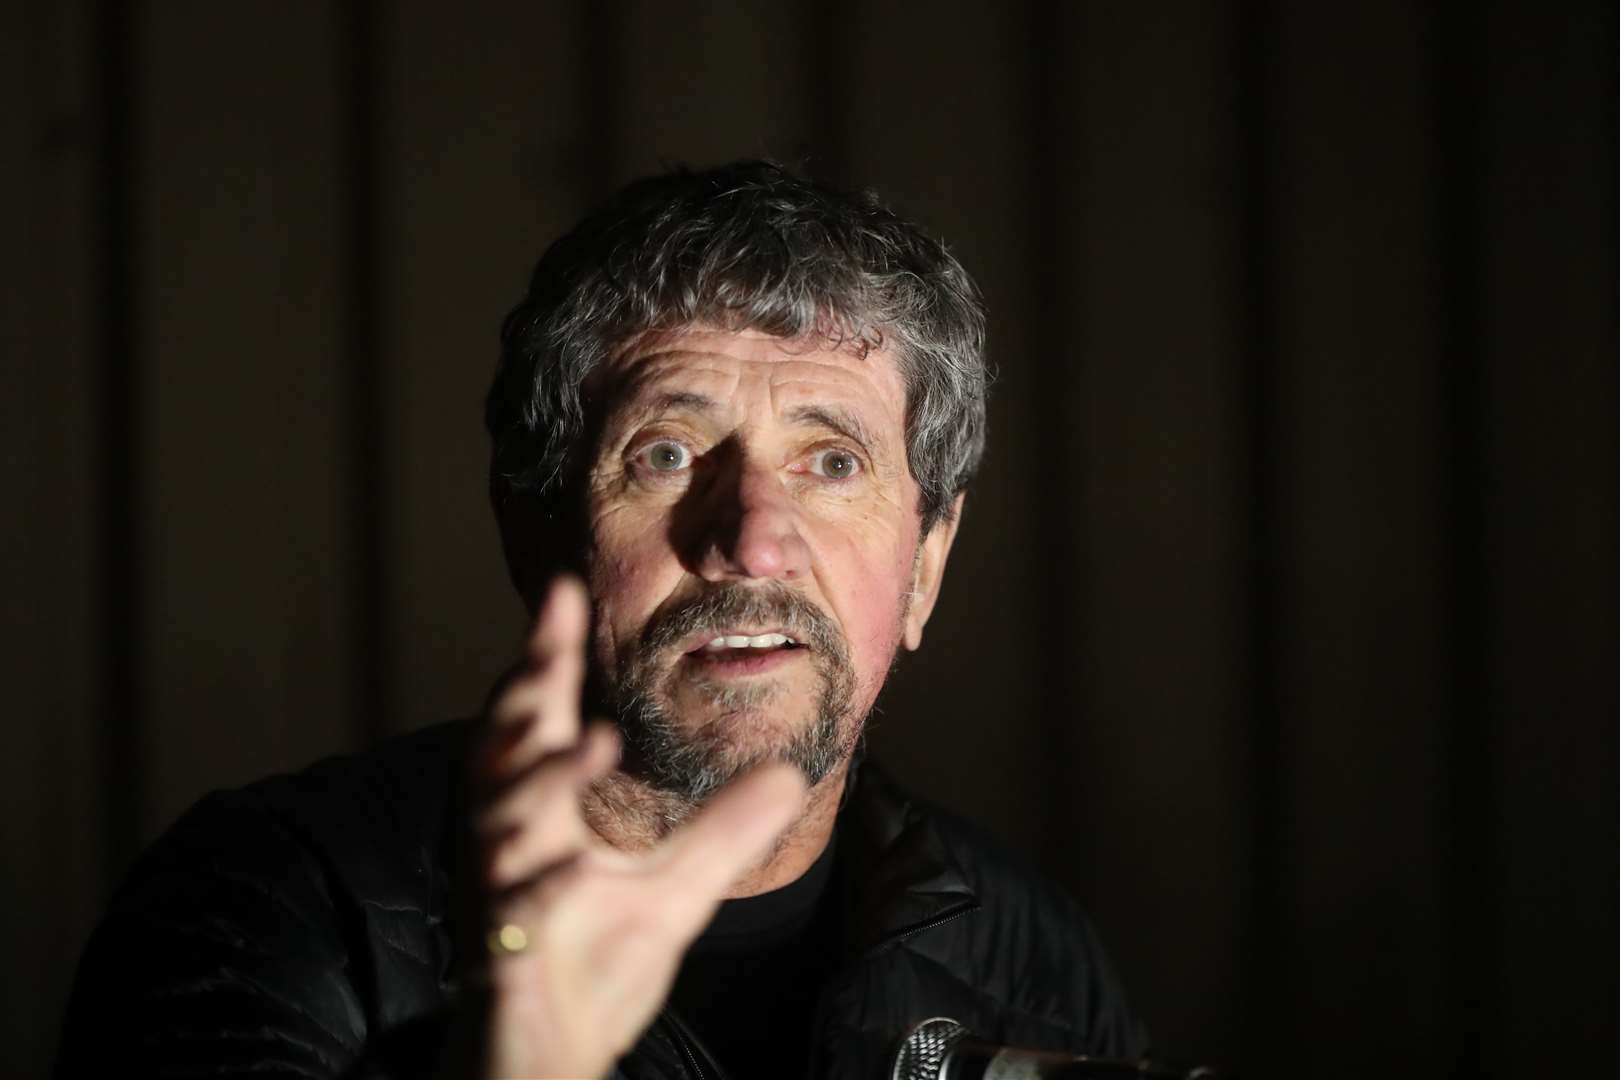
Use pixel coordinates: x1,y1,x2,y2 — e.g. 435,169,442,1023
470,577,806,1079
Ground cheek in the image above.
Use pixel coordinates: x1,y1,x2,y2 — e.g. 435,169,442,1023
586,509,678,666
824,537,915,682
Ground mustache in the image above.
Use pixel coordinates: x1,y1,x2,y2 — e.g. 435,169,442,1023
638,582,847,661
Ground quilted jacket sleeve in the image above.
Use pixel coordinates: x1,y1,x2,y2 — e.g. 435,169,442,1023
55,788,381,1079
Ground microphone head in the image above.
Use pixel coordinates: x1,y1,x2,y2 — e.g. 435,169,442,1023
892,1017,1225,1080
892,1017,968,1080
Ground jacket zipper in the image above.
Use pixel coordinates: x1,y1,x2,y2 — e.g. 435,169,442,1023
882,902,979,948
673,1026,705,1080
660,1008,722,1080
804,902,981,1078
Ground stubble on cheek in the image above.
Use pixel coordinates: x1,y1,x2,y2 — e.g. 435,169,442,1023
581,514,666,704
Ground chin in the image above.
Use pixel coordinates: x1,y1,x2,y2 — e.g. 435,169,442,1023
624,689,853,802
695,707,814,753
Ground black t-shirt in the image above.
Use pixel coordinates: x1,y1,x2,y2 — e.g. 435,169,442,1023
668,829,844,1078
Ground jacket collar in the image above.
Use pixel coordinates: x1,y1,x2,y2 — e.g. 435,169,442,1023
839,761,981,955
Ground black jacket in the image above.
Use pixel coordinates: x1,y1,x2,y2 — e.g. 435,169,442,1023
57,720,1144,1078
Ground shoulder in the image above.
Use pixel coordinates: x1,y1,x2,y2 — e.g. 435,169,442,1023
849,763,1149,1058
56,720,471,1077
147,717,470,951
236,717,471,893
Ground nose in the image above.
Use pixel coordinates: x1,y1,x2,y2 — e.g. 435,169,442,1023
694,455,810,583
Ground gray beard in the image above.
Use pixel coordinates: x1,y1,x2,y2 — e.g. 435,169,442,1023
608,582,860,805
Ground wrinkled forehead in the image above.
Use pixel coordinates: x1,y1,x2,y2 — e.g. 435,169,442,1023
588,326,910,432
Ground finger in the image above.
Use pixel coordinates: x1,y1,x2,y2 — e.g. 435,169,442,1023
478,719,619,833
483,678,574,765
655,763,807,912
482,850,585,979
489,576,591,760
470,686,553,791
479,715,620,806
480,722,620,888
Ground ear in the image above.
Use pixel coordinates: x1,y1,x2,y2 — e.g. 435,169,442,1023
903,492,965,651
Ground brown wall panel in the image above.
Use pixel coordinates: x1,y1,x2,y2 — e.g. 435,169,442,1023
1272,6,1454,1075
135,2,356,832
385,1,593,734
1478,5,1620,1073
1060,4,1252,1066
3,2,104,1075
607,0,815,178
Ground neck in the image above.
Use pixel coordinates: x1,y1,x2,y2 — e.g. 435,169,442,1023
582,758,850,898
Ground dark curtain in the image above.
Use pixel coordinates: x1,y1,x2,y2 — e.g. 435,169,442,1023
6,2,1616,1077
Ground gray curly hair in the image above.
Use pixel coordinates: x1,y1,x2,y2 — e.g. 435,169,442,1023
486,160,990,534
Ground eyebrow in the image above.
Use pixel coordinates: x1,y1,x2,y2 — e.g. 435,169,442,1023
784,404,876,450
613,389,877,450
615,389,721,427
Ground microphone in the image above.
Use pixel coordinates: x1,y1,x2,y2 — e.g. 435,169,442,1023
891,1017,1222,1080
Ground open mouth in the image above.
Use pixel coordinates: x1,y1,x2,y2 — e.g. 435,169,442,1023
683,632,808,673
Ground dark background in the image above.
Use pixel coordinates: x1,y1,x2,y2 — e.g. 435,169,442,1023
5,2,1617,1078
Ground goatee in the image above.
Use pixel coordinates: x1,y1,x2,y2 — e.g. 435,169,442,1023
607,582,858,805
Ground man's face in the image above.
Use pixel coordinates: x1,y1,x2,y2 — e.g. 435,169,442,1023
578,326,954,802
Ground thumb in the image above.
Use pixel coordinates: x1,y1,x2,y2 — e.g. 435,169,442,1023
656,763,808,914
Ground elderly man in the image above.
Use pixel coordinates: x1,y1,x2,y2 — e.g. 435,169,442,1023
58,161,1143,1078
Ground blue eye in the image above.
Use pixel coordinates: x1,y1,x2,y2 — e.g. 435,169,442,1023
639,441,690,472
811,448,860,479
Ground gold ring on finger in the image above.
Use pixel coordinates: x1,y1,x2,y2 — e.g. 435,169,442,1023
486,923,529,956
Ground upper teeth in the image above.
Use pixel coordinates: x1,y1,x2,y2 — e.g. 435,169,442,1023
704,633,795,650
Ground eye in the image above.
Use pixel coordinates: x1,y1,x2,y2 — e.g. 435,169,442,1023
635,440,691,473
809,447,861,480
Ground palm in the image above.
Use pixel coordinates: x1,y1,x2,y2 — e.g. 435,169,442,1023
472,577,804,1079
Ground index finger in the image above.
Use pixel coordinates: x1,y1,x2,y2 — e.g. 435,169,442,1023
492,575,590,741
